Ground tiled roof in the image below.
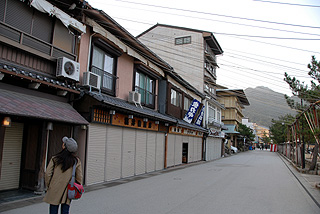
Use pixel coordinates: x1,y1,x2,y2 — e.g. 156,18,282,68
0,88,88,125
86,91,176,123
177,118,208,133
86,91,208,132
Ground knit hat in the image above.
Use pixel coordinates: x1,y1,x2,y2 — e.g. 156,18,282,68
62,136,78,153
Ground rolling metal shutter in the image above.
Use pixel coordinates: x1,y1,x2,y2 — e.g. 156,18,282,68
135,130,147,175
206,138,214,161
122,128,135,178
188,136,194,162
167,134,175,167
0,122,24,191
174,135,182,165
86,123,106,185
196,137,202,161
146,132,156,173
155,133,165,170
105,126,122,181
206,138,221,161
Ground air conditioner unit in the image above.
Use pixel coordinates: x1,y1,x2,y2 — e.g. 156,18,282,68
56,57,80,81
83,72,101,89
128,91,141,106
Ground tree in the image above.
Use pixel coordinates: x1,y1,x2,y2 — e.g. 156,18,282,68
238,123,255,142
269,114,295,144
284,56,320,110
284,56,320,170
261,132,271,145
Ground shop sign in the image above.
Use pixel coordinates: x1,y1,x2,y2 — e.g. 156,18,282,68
195,106,205,126
183,99,200,123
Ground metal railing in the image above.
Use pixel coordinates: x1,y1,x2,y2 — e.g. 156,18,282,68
91,66,118,95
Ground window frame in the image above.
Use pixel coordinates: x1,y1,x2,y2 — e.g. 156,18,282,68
171,88,182,107
175,36,191,45
134,69,156,109
90,38,121,96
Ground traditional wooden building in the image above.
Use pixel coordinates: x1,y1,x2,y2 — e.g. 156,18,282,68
0,0,88,192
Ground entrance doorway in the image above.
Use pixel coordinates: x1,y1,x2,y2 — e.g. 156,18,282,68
182,143,188,163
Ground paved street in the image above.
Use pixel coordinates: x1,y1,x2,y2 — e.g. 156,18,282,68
3,150,320,214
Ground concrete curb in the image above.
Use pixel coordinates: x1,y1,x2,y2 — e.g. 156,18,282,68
277,153,320,208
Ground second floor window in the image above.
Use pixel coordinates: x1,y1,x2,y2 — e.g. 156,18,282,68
184,97,192,111
135,72,155,108
208,105,216,122
92,46,117,94
171,89,182,107
217,109,221,122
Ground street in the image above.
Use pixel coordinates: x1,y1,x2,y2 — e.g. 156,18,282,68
3,150,320,214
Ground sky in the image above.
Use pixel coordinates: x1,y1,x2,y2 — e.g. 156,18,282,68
86,0,320,96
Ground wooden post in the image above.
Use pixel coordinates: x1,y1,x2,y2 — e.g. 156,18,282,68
35,122,49,194
164,133,168,168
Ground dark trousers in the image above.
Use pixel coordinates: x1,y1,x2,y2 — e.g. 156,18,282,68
50,204,70,214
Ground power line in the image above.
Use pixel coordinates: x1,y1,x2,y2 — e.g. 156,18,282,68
113,0,320,29
253,0,320,8
213,32,320,40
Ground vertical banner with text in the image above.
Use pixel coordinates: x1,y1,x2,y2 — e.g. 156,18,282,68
183,99,201,123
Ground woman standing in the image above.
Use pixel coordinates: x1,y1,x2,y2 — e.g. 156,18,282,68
43,136,83,214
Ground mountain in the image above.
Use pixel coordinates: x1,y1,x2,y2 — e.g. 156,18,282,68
242,86,298,128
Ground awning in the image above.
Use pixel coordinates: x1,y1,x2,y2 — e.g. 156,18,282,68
223,124,240,134
0,88,88,125
31,0,86,33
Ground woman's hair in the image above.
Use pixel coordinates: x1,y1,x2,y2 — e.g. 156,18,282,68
53,149,76,172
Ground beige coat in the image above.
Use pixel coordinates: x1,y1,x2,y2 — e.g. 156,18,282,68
43,157,83,205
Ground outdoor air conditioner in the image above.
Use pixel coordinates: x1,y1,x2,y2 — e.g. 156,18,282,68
128,91,141,105
83,72,101,89
56,57,80,81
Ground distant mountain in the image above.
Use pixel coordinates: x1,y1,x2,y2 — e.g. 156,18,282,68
242,86,298,128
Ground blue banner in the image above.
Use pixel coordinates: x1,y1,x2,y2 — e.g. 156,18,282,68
183,99,201,123
195,106,205,126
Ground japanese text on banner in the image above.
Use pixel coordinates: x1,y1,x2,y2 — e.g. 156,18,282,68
183,99,200,123
195,106,205,126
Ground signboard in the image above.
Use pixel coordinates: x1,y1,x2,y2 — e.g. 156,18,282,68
195,106,205,126
209,128,225,138
183,99,200,123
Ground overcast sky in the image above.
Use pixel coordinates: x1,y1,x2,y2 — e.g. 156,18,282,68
87,0,320,96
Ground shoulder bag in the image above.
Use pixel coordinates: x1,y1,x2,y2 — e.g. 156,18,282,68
67,160,84,199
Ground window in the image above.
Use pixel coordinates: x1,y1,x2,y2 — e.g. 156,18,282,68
184,97,192,111
175,36,191,45
217,109,221,122
92,46,117,94
208,105,216,123
135,72,155,107
171,89,182,107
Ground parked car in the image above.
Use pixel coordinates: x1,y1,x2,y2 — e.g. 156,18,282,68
231,146,238,153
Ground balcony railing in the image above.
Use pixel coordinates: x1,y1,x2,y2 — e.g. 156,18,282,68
135,86,155,108
91,66,118,96
0,21,76,60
